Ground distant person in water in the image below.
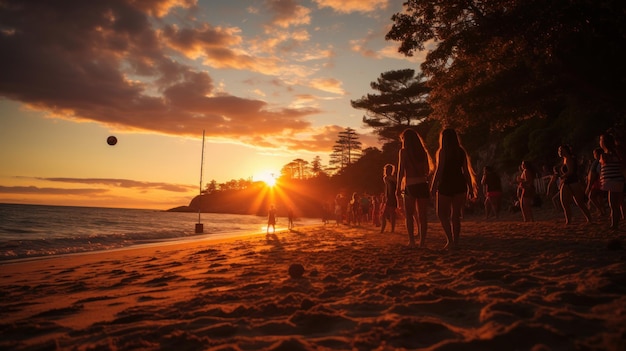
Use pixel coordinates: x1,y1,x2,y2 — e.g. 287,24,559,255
267,205,276,234
381,164,398,233
481,166,503,219
430,128,477,250
558,145,593,225
287,207,294,230
396,128,434,248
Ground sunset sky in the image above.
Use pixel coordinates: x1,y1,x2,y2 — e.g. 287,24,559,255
0,0,425,210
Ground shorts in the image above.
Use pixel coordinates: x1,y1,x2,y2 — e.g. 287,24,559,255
601,180,624,193
404,183,429,199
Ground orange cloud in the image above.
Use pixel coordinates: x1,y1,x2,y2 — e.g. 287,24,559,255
266,0,312,28
309,78,345,95
313,0,388,13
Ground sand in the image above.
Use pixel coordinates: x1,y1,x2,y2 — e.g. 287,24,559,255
1,208,625,351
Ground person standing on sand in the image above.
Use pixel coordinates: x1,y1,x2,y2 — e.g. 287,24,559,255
430,128,477,250
396,128,434,248
481,166,503,219
518,160,536,222
287,207,294,230
558,145,593,225
267,205,276,234
381,164,398,233
599,133,625,230
586,148,606,217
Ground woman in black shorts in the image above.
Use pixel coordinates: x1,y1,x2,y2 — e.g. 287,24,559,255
396,128,434,247
430,129,477,250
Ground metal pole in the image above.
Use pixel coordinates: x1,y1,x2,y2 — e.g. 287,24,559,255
195,130,205,233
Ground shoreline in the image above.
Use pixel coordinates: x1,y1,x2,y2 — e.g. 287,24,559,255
1,211,625,350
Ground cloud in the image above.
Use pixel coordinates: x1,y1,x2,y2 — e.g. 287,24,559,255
0,0,320,147
39,178,197,193
309,77,345,95
265,0,312,28
0,186,108,195
313,0,388,13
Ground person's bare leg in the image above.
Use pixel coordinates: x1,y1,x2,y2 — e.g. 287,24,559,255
608,191,624,229
436,194,453,249
416,198,429,247
451,193,466,244
560,187,573,225
404,196,416,246
572,186,593,223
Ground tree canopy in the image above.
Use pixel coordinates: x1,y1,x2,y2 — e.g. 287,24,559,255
386,0,626,131
351,69,432,141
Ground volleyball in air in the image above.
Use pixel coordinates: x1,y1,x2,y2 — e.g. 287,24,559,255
107,136,118,146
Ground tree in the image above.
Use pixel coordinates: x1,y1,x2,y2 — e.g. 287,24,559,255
310,156,325,177
329,127,362,173
351,69,432,141
386,0,626,131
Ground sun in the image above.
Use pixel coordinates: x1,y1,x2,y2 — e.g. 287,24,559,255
254,171,277,187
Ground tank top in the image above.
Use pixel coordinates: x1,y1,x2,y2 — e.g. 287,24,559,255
600,155,625,184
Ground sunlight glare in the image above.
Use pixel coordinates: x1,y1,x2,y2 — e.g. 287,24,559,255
254,171,277,187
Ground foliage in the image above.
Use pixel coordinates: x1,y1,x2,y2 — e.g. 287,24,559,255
351,69,432,141
329,127,362,173
386,0,626,132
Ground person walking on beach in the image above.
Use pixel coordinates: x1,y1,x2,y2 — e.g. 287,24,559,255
558,145,593,225
430,128,477,250
481,166,503,219
518,160,536,222
586,147,607,217
267,205,277,234
381,164,398,233
599,133,625,230
396,128,434,247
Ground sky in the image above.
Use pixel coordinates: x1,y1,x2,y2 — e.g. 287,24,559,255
0,0,426,210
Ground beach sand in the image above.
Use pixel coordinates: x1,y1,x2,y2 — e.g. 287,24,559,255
1,209,625,350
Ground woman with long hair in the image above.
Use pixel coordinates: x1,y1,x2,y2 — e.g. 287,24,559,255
396,128,434,247
599,133,625,230
430,128,477,249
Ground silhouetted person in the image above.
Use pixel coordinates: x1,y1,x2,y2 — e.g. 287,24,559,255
287,207,294,230
396,129,434,248
518,160,536,222
599,133,625,230
381,164,398,233
267,205,276,234
558,145,593,225
481,166,503,219
430,128,477,250
586,147,606,216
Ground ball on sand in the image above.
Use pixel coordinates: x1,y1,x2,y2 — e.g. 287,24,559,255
288,263,305,279
107,136,117,146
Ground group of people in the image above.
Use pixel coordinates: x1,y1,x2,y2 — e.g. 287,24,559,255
287,128,624,250
387,128,625,250
331,191,383,227
393,128,478,250
511,132,625,230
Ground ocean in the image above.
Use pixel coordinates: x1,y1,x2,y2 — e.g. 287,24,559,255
0,203,320,262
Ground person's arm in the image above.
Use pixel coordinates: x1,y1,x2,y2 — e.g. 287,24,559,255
461,153,476,198
430,150,444,195
396,149,404,206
